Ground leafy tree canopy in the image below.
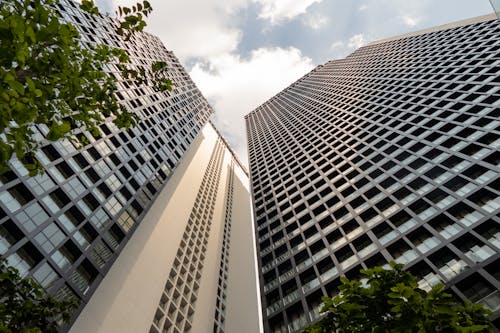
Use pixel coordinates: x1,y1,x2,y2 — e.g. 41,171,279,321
303,263,494,333
0,0,172,176
0,258,78,333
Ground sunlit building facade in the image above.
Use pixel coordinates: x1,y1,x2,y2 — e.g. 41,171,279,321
246,15,499,332
70,123,261,333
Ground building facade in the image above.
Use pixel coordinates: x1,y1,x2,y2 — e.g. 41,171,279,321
70,123,262,333
246,15,499,332
0,1,261,332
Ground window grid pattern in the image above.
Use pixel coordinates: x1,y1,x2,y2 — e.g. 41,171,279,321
246,18,500,332
213,161,235,333
150,139,225,333
0,0,213,329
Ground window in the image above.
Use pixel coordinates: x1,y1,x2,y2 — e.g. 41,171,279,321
457,274,499,311
33,262,59,288
429,248,467,281
453,234,495,263
388,240,417,264
0,220,23,254
51,241,80,271
0,183,34,212
44,189,70,213
15,202,49,233
428,214,462,239
7,243,42,277
407,227,440,253
34,223,66,254
474,220,500,249
58,207,84,232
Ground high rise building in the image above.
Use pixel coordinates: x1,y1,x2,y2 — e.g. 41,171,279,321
0,1,261,332
70,123,261,333
246,15,499,332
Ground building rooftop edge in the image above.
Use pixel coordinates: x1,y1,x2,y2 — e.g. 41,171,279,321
243,13,498,119
369,13,498,46
208,121,249,176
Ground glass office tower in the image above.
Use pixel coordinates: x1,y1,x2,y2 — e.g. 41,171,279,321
246,15,499,332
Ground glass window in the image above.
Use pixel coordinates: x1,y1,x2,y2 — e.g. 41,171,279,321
48,166,66,183
43,189,70,213
0,221,22,255
74,224,96,250
455,235,496,263
51,242,79,272
104,196,123,216
33,262,59,288
0,191,21,213
89,208,111,231
430,248,467,281
474,221,500,249
26,173,56,196
15,202,49,233
118,211,135,232
9,160,29,177
458,274,499,311
429,215,462,239
63,178,86,199
7,247,37,277
58,207,84,232
34,223,66,254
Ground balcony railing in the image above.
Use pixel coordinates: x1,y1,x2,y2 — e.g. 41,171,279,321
302,277,321,293
479,290,500,312
266,300,283,316
283,289,301,306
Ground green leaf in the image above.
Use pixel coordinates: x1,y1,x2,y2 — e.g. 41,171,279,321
26,77,35,92
25,26,36,42
0,0,155,175
0,258,79,331
4,73,15,83
8,80,25,95
302,264,494,333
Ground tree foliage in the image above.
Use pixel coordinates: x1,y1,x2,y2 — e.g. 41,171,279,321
0,0,172,176
303,263,494,333
0,258,78,333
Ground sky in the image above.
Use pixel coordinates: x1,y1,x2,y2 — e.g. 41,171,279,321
100,0,494,166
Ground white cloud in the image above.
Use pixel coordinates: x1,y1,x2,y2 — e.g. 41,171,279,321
190,47,314,166
329,33,371,59
254,0,323,25
400,15,421,27
330,41,345,50
358,0,430,35
347,34,367,49
111,1,316,164
358,4,369,11
95,0,113,13
302,13,328,30
113,0,247,61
